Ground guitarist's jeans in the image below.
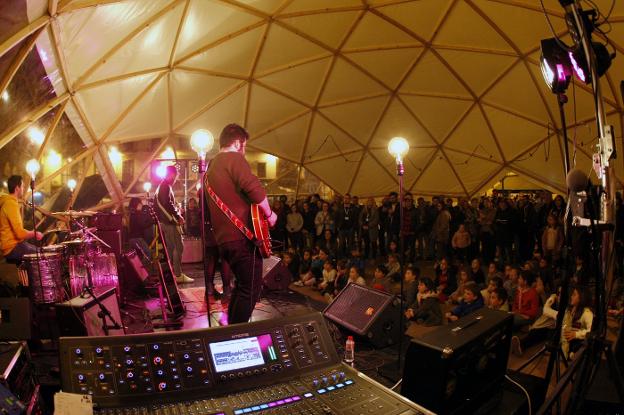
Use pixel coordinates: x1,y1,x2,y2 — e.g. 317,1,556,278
219,239,263,324
161,222,184,276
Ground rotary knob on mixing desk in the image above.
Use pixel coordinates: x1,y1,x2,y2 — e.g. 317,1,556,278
153,356,163,366
322,377,329,385
312,379,320,388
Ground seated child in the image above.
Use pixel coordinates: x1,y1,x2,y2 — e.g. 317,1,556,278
404,277,443,326
446,282,484,322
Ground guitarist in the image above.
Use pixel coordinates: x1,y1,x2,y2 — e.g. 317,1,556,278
155,165,194,284
205,123,277,325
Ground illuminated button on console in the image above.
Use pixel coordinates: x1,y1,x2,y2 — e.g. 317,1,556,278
123,346,131,354
95,347,103,356
77,374,86,383
126,372,135,380
157,382,167,391
153,357,163,366
74,348,83,356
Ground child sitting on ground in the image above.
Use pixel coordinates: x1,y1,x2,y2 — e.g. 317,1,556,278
405,277,443,326
446,282,484,321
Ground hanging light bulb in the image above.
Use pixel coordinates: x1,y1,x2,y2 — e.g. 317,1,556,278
190,129,214,160
25,159,41,179
387,137,409,164
67,178,77,192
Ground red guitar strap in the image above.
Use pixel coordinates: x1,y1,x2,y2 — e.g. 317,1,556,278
205,185,255,241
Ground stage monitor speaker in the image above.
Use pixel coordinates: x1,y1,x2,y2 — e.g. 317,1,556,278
323,283,400,348
0,298,31,340
55,286,125,337
118,250,149,302
401,308,513,415
263,256,289,291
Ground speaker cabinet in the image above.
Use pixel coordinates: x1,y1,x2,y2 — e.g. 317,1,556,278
118,250,149,302
401,308,513,414
96,229,122,258
323,283,400,348
0,298,31,340
55,286,125,337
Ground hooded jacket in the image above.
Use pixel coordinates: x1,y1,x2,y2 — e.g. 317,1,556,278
0,194,29,255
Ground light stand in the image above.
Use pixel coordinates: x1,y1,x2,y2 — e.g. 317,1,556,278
190,129,214,326
379,137,409,383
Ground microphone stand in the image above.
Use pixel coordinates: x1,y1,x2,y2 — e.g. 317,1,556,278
81,285,122,336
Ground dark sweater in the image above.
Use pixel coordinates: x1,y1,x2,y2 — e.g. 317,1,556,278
408,292,443,326
451,297,485,318
205,152,266,244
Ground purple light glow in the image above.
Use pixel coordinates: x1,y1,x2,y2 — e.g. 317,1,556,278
556,64,566,81
569,51,586,82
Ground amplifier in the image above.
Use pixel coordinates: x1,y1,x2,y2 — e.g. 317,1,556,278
90,213,123,231
0,298,31,340
59,312,434,414
401,308,513,414
323,283,400,348
55,286,125,337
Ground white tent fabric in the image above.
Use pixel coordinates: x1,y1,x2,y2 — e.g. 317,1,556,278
10,0,624,199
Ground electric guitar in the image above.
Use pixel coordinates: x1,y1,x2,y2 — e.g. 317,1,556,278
145,202,185,319
250,204,272,258
206,186,273,258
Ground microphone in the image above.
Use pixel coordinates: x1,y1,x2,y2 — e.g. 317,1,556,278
566,168,590,193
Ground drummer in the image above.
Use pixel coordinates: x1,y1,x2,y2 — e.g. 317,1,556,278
0,175,43,264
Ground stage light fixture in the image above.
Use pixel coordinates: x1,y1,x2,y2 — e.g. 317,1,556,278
540,38,572,94
190,129,214,160
67,178,77,192
568,42,614,85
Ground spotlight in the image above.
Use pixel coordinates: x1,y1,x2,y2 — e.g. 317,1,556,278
568,42,614,84
540,38,572,94
190,129,214,160
388,137,409,164
155,163,167,179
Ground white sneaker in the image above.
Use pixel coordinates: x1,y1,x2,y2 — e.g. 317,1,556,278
176,273,194,283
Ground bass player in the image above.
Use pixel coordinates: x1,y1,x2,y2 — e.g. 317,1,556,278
205,123,277,325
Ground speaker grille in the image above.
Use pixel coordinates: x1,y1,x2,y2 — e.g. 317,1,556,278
324,283,394,335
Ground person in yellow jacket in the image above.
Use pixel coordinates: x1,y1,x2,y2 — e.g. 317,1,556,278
0,175,43,264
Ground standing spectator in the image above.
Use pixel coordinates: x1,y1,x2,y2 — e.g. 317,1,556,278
386,192,401,247
541,213,564,263
378,196,389,256
301,201,317,249
402,194,417,263
318,229,338,257
494,199,514,264
314,202,334,242
184,197,201,237
359,197,380,259
431,202,451,260
335,193,356,257
415,197,431,260
479,198,496,264
351,196,362,248
517,195,537,262
271,199,288,251
451,223,471,261
286,204,304,252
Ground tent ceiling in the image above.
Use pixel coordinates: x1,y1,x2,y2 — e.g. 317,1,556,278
2,0,624,199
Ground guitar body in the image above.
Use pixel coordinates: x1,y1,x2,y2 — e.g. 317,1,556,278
250,204,272,258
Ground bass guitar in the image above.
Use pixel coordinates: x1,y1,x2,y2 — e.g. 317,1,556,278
145,202,186,319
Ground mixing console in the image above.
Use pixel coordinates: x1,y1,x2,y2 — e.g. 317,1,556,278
59,312,433,415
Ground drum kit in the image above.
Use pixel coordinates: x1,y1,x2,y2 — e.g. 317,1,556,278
21,210,119,304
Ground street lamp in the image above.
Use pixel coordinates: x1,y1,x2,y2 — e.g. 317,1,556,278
190,129,214,326
381,137,409,382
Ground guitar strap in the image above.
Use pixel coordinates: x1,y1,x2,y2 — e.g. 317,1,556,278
205,184,255,242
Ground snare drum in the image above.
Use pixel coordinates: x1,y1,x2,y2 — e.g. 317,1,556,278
23,252,64,304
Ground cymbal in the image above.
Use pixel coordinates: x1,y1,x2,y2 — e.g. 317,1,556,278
52,210,97,217
43,227,69,235
69,227,97,237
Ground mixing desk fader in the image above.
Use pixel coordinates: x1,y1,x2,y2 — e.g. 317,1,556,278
59,312,434,415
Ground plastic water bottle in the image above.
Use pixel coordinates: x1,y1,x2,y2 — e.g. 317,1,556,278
344,336,355,363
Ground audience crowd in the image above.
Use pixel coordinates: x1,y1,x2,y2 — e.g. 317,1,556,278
241,189,624,361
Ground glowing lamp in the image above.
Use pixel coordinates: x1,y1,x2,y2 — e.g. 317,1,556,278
67,178,77,192
28,127,45,145
25,159,40,179
161,146,175,160
190,129,214,160
47,150,62,170
388,137,409,164
195,182,201,191
108,146,122,165
143,182,152,193
1,90,8,102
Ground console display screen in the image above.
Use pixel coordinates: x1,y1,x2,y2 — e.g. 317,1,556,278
209,334,277,373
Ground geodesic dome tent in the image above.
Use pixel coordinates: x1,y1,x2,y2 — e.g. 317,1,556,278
1,0,623,215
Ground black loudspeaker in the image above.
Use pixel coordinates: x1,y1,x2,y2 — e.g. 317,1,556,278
263,256,290,292
118,250,149,301
90,213,122,231
96,229,122,257
0,298,31,340
323,283,400,348
401,308,513,415
55,286,125,336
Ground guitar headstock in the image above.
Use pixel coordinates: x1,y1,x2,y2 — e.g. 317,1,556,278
144,199,158,221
